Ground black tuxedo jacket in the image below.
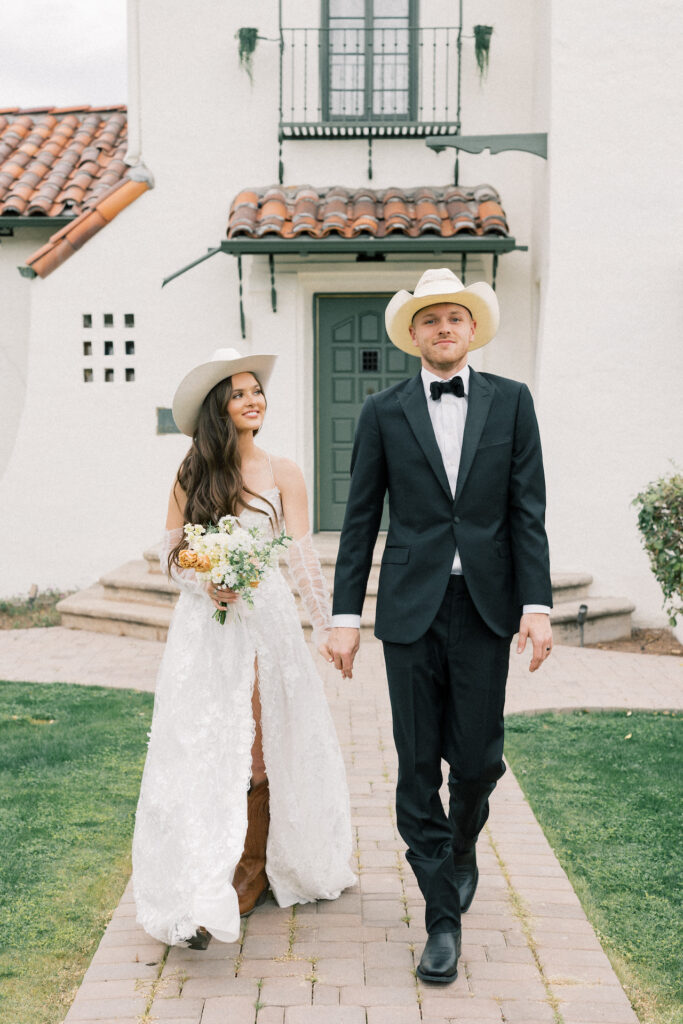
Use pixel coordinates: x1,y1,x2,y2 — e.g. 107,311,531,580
332,367,552,643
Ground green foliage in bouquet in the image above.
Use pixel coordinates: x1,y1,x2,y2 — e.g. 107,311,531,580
633,470,683,626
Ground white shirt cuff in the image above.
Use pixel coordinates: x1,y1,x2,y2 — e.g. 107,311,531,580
522,605,551,615
331,614,362,629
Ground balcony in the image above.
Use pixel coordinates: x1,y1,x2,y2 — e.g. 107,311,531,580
279,25,462,142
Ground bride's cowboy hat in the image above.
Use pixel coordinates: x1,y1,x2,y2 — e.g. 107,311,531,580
172,347,277,436
385,267,500,355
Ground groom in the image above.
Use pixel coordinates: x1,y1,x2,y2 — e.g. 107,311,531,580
328,268,553,984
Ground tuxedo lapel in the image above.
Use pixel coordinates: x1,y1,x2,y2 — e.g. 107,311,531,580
455,368,494,499
396,374,453,500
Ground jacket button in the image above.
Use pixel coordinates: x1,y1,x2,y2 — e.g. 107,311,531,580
454,515,461,524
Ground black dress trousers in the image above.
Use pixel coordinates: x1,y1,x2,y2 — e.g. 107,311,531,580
382,575,512,933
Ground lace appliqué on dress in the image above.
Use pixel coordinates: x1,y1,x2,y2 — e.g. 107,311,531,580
132,490,355,946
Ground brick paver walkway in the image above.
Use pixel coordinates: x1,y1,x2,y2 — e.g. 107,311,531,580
1,627,681,1024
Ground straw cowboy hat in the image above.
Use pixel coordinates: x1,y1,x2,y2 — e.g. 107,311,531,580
385,268,500,355
172,347,277,436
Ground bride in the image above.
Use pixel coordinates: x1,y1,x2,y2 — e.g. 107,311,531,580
132,348,355,948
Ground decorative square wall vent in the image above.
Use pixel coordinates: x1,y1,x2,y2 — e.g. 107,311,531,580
80,313,137,383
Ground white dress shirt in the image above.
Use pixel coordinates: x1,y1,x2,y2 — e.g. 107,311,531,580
331,363,549,627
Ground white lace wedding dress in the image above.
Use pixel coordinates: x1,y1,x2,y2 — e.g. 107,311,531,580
132,488,355,945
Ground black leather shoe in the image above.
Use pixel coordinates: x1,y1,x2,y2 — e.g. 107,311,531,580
416,929,462,984
453,846,479,913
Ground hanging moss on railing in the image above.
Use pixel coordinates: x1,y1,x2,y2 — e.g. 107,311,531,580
236,27,259,82
473,25,493,81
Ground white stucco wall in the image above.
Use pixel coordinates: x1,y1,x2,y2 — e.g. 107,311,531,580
0,231,49,477
535,0,683,625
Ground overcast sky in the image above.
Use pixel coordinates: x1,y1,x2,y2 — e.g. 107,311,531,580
2,0,127,109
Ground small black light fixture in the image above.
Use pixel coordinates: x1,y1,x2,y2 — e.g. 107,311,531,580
577,603,588,647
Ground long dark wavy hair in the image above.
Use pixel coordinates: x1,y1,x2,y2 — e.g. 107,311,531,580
168,373,277,571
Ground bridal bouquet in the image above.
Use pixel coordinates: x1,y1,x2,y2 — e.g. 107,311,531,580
179,515,290,624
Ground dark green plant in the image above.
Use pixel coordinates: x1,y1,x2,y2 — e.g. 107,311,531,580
236,27,259,82
633,470,683,626
473,25,493,81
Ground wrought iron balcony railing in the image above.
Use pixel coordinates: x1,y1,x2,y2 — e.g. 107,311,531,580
279,26,462,141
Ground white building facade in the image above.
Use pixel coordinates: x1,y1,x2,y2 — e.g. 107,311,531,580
0,0,681,629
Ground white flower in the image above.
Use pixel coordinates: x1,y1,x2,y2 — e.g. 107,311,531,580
217,515,238,533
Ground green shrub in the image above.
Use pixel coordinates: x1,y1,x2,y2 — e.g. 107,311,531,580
633,471,683,626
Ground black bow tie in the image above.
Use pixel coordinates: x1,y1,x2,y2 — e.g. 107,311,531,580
430,376,465,400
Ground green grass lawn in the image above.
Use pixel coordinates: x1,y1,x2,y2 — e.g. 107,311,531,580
0,680,154,1024
505,710,682,1024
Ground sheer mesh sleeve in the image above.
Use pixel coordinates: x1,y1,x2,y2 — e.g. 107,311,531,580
160,528,207,597
287,531,332,647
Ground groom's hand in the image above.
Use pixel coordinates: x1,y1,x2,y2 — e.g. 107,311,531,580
327,627,360,679
517,613,553,672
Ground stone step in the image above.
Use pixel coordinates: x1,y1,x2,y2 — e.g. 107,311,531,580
57,585,173,643
549,597,636,646
58,569,634,648
100,560,178,605
143,539,593,605
106,555,593,614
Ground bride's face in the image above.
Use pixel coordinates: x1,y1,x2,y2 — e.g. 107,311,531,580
227,372,266,432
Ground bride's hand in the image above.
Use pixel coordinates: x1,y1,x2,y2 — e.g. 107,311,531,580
318,639,334,662
205,583,239,609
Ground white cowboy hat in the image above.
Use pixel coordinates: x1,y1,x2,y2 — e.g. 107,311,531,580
385,267,500,354
172,347,277,436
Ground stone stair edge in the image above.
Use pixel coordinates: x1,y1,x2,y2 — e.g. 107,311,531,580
143,544,594,589
57,586,173,627
58,584,635,634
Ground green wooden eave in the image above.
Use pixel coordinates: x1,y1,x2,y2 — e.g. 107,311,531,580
163,235,524,288
0,216,77,229
426,133,548,159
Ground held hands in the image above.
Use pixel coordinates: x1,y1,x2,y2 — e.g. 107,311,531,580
517,612,553,672
323,627,361,679
205,582,239,610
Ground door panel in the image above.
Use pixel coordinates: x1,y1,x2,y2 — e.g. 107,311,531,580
316,294,420,530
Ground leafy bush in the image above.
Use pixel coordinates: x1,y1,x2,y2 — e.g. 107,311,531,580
633,471,683,626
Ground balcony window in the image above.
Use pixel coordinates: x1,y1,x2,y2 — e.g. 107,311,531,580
324,0,415,121
279,2,460,146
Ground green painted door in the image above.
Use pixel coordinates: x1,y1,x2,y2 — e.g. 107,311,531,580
316,293,420,530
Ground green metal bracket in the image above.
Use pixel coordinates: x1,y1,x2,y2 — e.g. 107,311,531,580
162,236,527,338
427,133,548,159
268,253,277,312
162,246,224,288
237,254,245,339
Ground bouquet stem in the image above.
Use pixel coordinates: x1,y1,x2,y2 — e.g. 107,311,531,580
213,608,227,625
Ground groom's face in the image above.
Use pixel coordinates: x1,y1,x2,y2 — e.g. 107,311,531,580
409,302,475,375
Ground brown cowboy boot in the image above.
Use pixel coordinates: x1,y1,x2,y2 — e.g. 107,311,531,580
233,779,270,916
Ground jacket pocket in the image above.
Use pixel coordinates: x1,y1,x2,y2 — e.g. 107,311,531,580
477,437,512,450
382,546,410,565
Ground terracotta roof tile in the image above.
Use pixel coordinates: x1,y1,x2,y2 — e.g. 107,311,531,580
227,184,509,241
1,107,151,278
0,107,129,220
25,178,149,278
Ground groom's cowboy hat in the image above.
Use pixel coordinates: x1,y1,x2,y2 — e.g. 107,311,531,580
385,267,500,355
172,347,277,436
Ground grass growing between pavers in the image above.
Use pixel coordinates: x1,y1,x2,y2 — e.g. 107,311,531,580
0,680,153,1024
504,709,682,1024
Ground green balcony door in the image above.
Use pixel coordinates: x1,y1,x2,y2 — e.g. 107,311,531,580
315,293,420,530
